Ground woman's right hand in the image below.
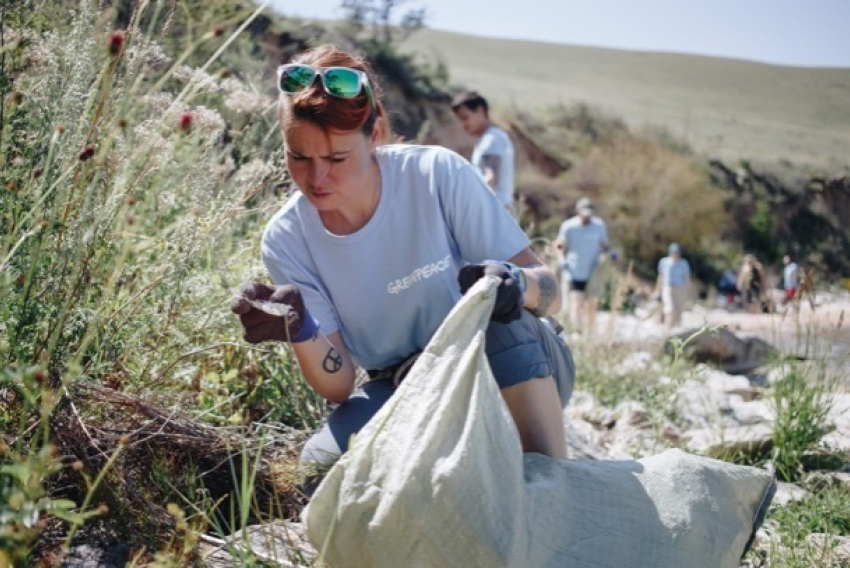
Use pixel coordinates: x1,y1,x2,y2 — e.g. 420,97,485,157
230,282,318,343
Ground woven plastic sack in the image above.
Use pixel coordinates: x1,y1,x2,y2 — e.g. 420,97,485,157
303,277,775,567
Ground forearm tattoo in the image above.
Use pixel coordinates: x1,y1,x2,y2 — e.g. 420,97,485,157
532,274,558,317
322,347,344,374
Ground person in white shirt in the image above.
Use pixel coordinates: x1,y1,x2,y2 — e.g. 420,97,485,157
654,243,691,328
451,91,517,217
554,197,609,332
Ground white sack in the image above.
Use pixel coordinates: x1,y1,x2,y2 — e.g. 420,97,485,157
304,277,775,567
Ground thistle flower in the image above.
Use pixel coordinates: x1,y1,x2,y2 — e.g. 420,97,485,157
78,145,95,161
108,31,125,56
179,112,192,132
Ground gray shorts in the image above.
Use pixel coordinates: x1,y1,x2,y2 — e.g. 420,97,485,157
301,310,575,466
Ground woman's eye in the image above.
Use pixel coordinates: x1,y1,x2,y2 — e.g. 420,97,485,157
330,157,346,164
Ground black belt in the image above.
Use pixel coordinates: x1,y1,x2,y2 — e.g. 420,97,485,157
366,352,421,387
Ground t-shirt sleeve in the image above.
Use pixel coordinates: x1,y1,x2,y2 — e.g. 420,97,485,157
477,130,499,157
261,210,340,336
657,258,665,274
434,149,529,263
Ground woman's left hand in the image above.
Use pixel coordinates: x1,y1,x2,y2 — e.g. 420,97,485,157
457,262,523,323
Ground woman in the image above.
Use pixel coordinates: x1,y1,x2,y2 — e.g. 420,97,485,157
231,45,574,467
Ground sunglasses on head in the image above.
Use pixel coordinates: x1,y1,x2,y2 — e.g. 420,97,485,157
277,64,376,111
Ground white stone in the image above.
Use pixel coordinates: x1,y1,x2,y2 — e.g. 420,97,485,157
673,381,731,428
614,350,658,375
729,397,775,425
564,418,608,460
806,534,850,561
771,482,809,507
685,423,773,456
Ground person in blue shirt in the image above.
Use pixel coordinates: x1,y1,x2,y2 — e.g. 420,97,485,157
554,197,609,332
230,45,574,468
654,243,691,328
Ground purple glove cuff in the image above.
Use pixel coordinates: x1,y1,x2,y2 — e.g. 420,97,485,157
291,310,320,343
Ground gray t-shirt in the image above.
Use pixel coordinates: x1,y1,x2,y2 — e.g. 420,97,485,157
557,216,609,281
471,125,515,209
262,144,529,371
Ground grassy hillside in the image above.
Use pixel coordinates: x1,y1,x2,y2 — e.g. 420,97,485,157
400,28,850,170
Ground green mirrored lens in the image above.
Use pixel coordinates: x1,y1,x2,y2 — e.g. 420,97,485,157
321,68,362,98
280,66,316,93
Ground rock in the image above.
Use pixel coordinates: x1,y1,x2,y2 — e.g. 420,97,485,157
821,393,850,452
59,544,130,568
805,533,850,562
564,418,608,460
673,381,732,429
665,327,778,374
703,368,762,401
684,423,773,457
565,390,605,424
728,397,775,425
771,482,809,507
201,520,316,568
614,350,658,374
803,471,850,492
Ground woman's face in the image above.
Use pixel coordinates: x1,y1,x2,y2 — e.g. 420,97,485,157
283,118,377,213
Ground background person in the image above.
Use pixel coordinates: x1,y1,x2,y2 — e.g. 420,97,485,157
654,243,691,328
451,91,517,217
782,254,800,306
554,197,609,332
737,254,769,313
231,46,574,469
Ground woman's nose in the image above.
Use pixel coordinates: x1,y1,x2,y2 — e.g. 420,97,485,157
308,161,329,185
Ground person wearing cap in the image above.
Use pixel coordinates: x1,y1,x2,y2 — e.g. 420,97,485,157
554,198,609,331
654,243,691,328
451,91,517,217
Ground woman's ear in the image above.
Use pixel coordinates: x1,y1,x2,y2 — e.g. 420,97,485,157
370,116,384,147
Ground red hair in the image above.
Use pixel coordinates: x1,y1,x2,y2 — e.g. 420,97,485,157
278,45,390,142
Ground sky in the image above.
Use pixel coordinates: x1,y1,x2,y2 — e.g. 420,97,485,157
266,0,850,68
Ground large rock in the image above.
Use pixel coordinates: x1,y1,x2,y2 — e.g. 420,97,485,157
201,520,316,568
665,327,778,374
685,423,773,457
673,380,733,429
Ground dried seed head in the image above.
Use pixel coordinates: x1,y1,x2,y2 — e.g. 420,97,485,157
213,25,226,37
179,112,192,132
71,460,84,471
125,214,135,226
117,117,128,129
55,124,67,134
125,194,136,206
33,166,43,179
118,435,130,446
219,67,232,79
97,503,109,515
6,181,17,193
33,369,46,385
39,220,49,230
108,31,125,56
10,91,24,105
